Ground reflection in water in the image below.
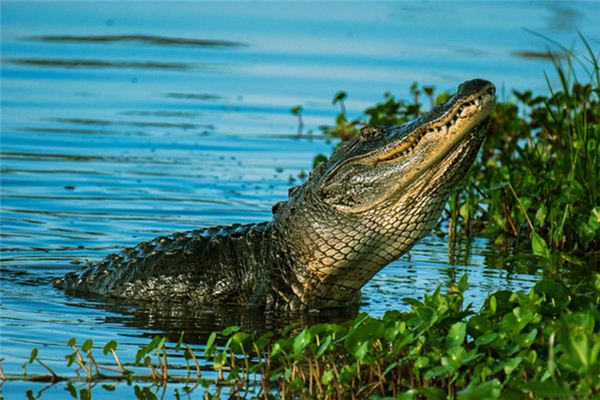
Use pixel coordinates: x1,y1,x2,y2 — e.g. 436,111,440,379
8,58,193,70
69,293,359,344
26,34,246,48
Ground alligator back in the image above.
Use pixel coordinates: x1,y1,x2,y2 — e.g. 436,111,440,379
59,222,275,306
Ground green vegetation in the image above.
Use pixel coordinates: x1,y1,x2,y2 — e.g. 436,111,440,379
7,274,600,399
317,35,599,273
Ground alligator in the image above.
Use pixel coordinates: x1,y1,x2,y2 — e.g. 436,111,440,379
57,79,496,310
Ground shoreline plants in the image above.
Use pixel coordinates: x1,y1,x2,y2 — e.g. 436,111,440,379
5,274,600,399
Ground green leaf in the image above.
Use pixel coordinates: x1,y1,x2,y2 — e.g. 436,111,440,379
521,381,573,397
103,340,118,355
353,341,370,362
28,348,38,363
489,295,497,314
82,339,93,353
290,105,302,116
457,379,502,399
222,325,240,336
315,335,332,358
293,329,312,356
531,232,550,260
445,322,467,348
503,356,522,375
204,332,217,357
332,90,347,104
475,332,498,346
213,351,227,370
321,369,334,386
230,332,252,354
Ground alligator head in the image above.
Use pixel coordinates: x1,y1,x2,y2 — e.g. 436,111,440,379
273,79,496,308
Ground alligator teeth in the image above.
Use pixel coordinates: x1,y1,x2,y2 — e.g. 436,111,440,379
439,125,448,135
474,97,481,106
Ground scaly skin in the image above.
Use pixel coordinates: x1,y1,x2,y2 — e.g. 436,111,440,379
58,79,496,310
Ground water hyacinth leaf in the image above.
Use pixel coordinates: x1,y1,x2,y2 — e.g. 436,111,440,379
80,389,91,400
457,379,502,399
254,332,273,350
82,339,93,353
204,332,217,357
468,315,492,336
531,232,550,259
444,346,467,371
230,332,252,354
503,356,522,375
418,387,446,400
293,329,312,356
395,391,418,400
517,328,538,348
65,352,76,367
290,378,305,391
321,369,334,385
489,295,497,314
28,348,38,363
103,340,117,355
413,356,429,370
222,325,240,336
315,335,332,358
534,279,569,313
445,322,467,348
66,381,77,398
353,341,370,361
290,105,302,116
521,381,573,397
213,352,227,370
424,365,450,380
475,332,498,346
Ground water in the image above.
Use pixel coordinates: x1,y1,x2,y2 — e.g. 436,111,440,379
1,2,598,398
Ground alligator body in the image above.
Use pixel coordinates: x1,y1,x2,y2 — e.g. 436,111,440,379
58,79,496,310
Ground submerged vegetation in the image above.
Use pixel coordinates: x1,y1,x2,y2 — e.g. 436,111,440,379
4,37,599,399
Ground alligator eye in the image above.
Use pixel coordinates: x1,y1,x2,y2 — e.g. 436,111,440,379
360,126,382,140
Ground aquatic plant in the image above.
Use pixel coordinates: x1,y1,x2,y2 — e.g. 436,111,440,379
316,35,599,272
5,274,600,399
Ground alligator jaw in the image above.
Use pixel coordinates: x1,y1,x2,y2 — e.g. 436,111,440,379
315,79,496,214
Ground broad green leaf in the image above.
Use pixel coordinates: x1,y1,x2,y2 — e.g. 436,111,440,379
445,322,467,348
521,381,573,397
82,339,93,353
531,232,550,260
457,379,502,399
103,340,118,355
222,325,240,336
293,329,312,356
